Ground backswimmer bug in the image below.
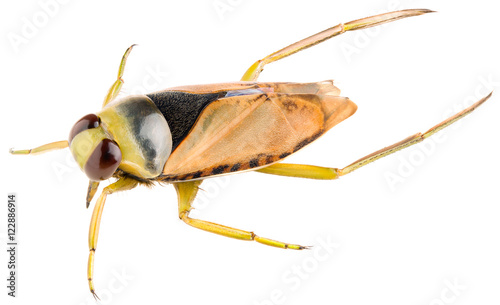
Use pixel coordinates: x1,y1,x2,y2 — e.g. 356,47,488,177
9,9,493,298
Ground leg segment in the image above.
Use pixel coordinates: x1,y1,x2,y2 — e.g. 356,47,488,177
174,181,309,250
102,44,136,107
257,92,492,179
257,163,339,180
88,177,138,299
241,9,433,81
9,140,68,155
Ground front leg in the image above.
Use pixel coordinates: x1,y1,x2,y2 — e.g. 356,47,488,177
87,177,138,299
174,180,309,250
102,44,136,107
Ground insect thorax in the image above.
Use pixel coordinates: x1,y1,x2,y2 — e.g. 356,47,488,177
98,95,172,179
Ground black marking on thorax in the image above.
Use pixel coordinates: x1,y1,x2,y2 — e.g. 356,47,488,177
146,91,225,150
118,98,160,167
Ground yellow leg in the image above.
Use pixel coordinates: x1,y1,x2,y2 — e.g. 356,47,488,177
257,163,339,180
241,9,433,81
174,181,309,250
9,140,68,155
102,44,136,107
87,177,138,299
257,92,492,179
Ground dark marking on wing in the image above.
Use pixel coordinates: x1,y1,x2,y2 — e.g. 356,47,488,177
156,131,325,182
279,152,291,159
249,158,260,168
191,171,203,179
230,163,241,172
282,100,298,111
293,131,323,152
266,155,276,164
212,165,230,175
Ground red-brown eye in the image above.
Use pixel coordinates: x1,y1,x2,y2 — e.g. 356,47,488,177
84,139,122,181
69,114,100,143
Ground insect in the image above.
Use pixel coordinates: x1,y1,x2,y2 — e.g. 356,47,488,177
10,9,492,298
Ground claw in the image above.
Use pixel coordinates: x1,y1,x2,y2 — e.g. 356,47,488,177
91,289,100,301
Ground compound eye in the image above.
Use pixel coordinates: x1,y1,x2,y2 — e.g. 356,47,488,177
69,114,100,143
84,139,122,181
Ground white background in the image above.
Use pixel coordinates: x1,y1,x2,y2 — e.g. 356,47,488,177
1,0,500,304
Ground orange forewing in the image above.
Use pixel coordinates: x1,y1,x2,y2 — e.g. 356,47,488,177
159,81,357,181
